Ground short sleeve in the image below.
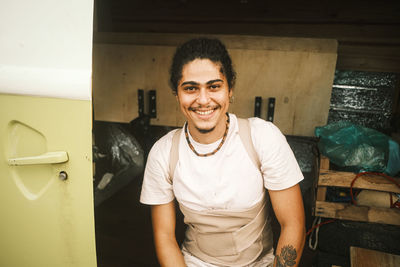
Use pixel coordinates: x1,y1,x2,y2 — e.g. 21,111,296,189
249,118,304,190
139,130,177,205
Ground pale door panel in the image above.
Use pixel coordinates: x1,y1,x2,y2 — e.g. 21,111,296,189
0,94,96,267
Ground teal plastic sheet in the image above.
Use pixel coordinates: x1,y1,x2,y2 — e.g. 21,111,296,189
315,121,400,175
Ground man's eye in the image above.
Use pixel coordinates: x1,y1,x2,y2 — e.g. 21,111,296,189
184,86,197,91
209,84,220,90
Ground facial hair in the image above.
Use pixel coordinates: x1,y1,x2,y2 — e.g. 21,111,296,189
189,104,221,134
196,126,216,134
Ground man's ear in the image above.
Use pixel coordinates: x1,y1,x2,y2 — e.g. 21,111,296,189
229,89,233,98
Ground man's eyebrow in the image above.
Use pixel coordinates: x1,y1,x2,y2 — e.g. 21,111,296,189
181,81,199,86
207,79,223,85
180,79,223,87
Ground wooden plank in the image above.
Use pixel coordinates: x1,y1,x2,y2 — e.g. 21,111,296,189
350,247,400,267
316,156,329,201
93,39,337,136
318,170,400,193
315,201,400,226
102,22,400,42
106,0,400,23
336,54,400,73
92,44,181,125
320,156,330,170
229,48,336,136
316,187,327,201
93,32,338,53
338,43,400,57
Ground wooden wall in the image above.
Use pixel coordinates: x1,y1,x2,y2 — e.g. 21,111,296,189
94,0,400,74
93,34,337,136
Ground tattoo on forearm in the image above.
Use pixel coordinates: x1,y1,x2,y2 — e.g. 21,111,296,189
275,245,297,267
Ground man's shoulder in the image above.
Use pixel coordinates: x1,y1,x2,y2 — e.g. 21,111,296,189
238,116,278,133
247,116,274,127
144,128,182,177
244,117,285,143
231,114,280,136
148,128,181,158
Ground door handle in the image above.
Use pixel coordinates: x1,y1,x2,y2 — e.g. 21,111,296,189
8,151,69,166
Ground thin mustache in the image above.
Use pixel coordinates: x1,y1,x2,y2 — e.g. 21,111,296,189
189,105,219,111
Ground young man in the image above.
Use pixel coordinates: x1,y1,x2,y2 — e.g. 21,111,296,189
140,38,305,267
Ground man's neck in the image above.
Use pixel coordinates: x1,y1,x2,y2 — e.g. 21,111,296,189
188,120,227,144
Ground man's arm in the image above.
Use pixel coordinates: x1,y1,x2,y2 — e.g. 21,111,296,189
151,201,186,267
269,184,306,267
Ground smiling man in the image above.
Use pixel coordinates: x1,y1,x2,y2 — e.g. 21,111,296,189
140,38,305,267
178,57,231,143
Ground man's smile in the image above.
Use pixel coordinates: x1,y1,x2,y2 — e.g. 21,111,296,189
195,110,213,115
189,106,219,116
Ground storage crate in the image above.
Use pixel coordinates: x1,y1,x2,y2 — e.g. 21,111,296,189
313,156,400,226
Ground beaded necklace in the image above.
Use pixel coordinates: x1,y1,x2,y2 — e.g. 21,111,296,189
184,113,230,157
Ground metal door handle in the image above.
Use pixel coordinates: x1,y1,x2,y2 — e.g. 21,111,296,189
8,151,69,166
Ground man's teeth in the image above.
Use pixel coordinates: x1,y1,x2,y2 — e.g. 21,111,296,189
196,110,213,115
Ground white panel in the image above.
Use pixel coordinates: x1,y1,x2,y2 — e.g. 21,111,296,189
0,65,91,100
0,0,93,100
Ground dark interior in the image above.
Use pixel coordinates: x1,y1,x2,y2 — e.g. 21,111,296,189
92,1,400,266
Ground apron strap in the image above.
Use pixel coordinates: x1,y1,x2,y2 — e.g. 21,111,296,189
168,128,181,184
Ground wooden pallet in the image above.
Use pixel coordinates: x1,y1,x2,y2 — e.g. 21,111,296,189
313,156,400,226
350,246,400,267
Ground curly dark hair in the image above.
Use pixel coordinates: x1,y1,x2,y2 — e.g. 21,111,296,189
169,38,236,94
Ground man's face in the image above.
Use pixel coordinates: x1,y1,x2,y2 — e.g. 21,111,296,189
177,58,232,142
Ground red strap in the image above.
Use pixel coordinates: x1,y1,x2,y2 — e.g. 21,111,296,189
350,172,400,206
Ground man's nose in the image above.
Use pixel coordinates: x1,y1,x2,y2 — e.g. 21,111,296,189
196,88,210,105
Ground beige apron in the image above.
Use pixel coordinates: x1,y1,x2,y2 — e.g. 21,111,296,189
179,194,273,267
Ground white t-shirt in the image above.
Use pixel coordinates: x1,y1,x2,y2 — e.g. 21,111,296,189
140,114,304,266
140,114,303,210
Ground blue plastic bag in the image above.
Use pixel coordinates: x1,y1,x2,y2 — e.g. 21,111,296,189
385,139,400,176
315,121,400,176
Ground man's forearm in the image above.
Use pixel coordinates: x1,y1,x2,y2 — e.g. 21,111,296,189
151,202,186,267
154,236,186,267
274,225,306,267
